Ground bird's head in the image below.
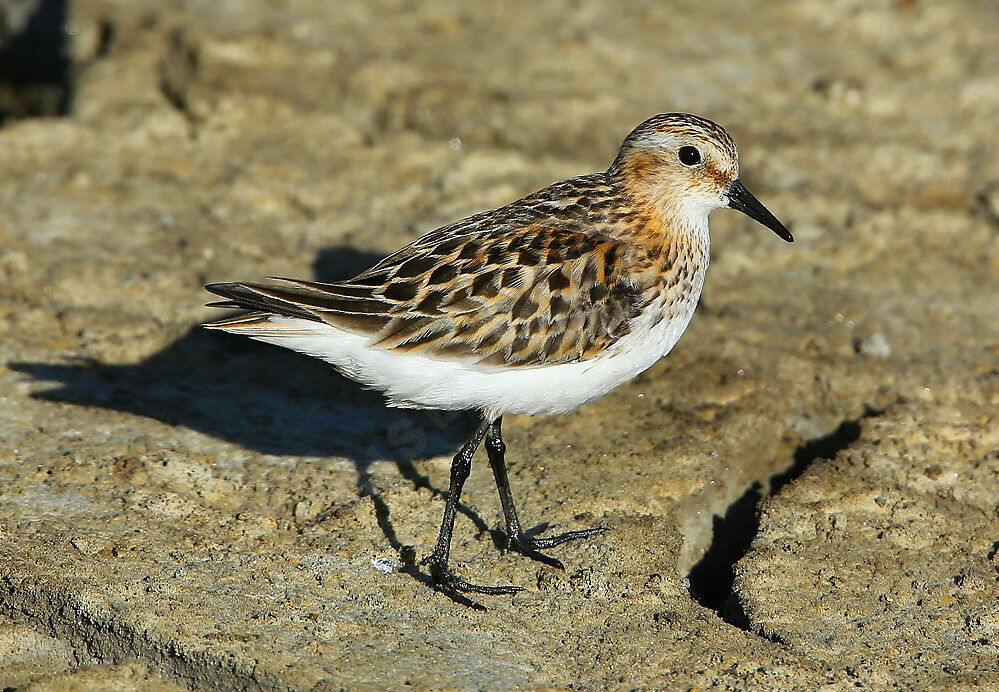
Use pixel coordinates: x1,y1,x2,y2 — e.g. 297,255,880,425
610,113,792,242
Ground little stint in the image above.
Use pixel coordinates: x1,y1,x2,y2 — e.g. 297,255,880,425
205,113,792,597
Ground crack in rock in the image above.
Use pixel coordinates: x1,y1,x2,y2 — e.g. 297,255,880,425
687,407,882,630
0,575,271,691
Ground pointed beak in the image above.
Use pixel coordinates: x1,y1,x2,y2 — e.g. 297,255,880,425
727,179,793,242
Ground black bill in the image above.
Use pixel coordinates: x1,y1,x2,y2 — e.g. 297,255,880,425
727,179,793,242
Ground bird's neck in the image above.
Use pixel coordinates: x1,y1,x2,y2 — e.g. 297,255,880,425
607,170,711,270
610,155,708,236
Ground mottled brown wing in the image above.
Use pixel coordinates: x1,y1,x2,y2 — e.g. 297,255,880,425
205,172,652,366
207,222,643,368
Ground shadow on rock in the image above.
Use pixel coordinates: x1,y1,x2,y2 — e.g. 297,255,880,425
10,328,473,463
11,246,474,463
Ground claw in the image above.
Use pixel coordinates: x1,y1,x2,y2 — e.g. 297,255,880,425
425,557,525,595
504,525,607,568
519,526,607,550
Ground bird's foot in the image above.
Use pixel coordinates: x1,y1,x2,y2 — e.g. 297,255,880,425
506,524,607,569
423,556,524,596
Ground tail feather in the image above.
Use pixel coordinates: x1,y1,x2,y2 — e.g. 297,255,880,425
203,310,325,338
204,282,323,322
204,280,395,336
203,310,269,330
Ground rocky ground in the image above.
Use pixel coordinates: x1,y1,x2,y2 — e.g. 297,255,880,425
1,0,997,689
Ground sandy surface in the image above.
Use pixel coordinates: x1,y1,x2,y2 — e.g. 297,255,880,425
1,0,997,688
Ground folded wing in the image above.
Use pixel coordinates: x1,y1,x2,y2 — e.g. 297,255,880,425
206,218,644,368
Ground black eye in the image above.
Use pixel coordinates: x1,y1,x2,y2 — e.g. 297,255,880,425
678,145,702,166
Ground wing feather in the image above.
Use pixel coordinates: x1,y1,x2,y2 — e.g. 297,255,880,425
205,174,650,367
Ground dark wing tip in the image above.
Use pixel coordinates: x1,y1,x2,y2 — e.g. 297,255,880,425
205,282,237,297
202,281,323,322
204,282,251,306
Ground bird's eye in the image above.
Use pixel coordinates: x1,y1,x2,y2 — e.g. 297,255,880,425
678,145,702,166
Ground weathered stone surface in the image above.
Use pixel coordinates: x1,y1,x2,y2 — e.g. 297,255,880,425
1,0,997,688
737,401,999,688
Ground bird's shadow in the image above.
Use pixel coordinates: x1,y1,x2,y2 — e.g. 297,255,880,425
9,246,502,608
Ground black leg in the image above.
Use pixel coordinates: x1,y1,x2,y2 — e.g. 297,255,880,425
422,416,524,595
485,417,606,568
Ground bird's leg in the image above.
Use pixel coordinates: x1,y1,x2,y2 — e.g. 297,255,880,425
422,416,524,595
485,417,606,569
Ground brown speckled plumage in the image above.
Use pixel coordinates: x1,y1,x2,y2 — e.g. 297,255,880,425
209,172,664,367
